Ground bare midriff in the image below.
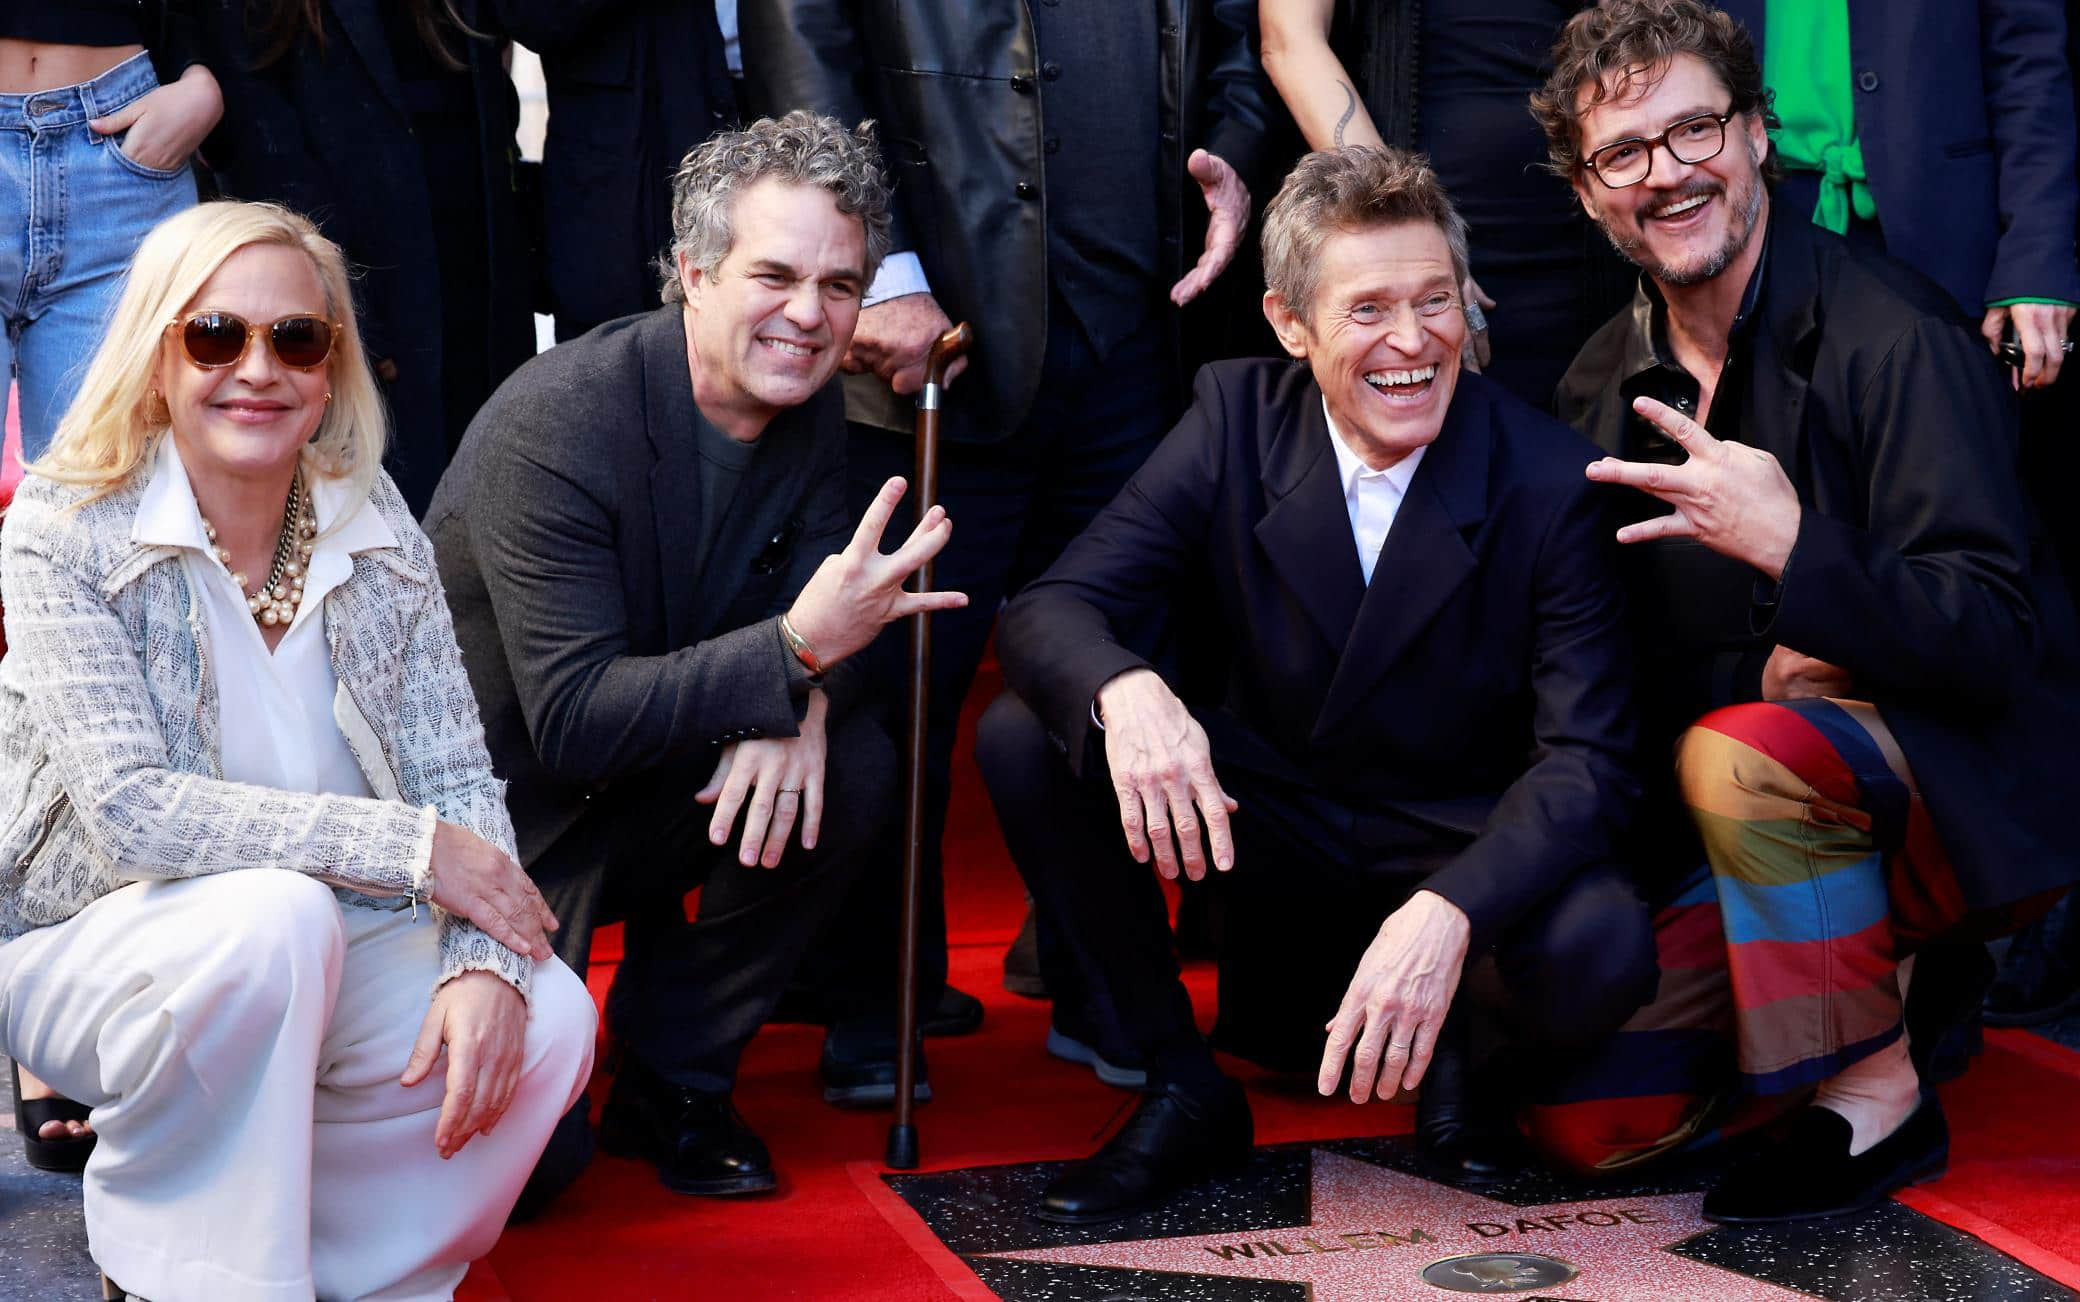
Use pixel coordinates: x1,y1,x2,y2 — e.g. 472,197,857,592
0,41,147,96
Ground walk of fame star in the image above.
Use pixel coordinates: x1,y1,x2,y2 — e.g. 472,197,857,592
978,1150,1804,1300
878,1136,2074,1302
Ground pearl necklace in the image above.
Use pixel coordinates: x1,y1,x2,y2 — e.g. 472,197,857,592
200,473,318,628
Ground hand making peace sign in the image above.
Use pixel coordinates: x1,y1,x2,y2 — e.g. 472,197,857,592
1584,395,1804,580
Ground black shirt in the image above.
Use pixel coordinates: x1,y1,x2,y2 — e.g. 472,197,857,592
0,0,200,78
1595,238,1777,752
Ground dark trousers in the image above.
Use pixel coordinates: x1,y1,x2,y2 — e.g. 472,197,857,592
795,289,1177,1017
528,709,893,1091
975,693,1657,1093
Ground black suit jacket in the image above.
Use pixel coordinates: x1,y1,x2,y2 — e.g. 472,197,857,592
424,307,852,863
1559,212,2080,910
998,360,1640,948
1717,0,2080,309
739,0,1274,442
497,0,739,334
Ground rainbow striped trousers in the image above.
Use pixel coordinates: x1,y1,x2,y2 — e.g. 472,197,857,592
1526,697,2045,1172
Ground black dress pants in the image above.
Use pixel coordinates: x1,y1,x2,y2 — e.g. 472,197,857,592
794,289,1177,1018
527,708,894,1091
975,693,1657,1092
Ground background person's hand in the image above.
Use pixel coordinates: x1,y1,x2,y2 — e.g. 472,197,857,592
843,293,969,395
1982,302,2076,390
88,65,223,172
428,821,557,961
1585,395,1803,579
1761,645,1854,701
1094,668,1238,881
1318,890,1470,1104
1170,150,1251,306
400,970,528,1159
784,476,968,666
696,691,829,867
1460,274,1496,372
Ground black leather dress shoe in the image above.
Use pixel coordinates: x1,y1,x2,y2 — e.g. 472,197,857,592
1415,1023,1522,1185
598,1055,776,1196
1037,1080,1253,1224
1702,1100,1948,1224
922,985,985,1037
819,1028,932,1108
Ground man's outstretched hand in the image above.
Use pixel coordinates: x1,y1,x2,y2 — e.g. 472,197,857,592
1170,150,1251,306
1585,395,1802,580
1095,668,1237,881
784,476,969,667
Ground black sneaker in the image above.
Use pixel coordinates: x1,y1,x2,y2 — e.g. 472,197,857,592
819,1026,932,1108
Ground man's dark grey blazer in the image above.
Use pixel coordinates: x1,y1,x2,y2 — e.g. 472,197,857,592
424,305,851,866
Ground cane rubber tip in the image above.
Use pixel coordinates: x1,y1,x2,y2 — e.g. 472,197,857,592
885,1123,920,1170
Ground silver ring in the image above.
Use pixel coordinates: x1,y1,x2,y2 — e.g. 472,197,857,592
778,787,803,796
2062,339,2075,354
1389,1039,1413,1051
1464,302,1490,333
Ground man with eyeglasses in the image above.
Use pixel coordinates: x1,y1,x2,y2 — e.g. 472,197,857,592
1526,0,2080,1223
976,145,1650,1223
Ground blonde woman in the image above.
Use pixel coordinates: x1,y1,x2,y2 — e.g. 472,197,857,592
0,201,595,1302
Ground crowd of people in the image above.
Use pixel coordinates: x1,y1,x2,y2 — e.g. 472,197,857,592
1,1,2076,1298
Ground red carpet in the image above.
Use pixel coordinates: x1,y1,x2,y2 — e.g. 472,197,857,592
470,669,2080,1299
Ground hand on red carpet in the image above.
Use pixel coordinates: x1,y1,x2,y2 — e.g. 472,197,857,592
1762,645,1853,702
1095,668,1238,882
1319,889,1469,1104
785,476,968,667
403,970,528,1159
428,821,558,961
697,690,829,867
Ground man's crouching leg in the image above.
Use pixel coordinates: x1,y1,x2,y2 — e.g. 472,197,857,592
598,709,895,1196
977,693,1252,1224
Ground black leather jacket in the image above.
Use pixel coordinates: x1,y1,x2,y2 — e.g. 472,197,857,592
741,0,1274,441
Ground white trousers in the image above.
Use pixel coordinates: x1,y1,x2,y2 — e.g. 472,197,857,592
0,871,596,1302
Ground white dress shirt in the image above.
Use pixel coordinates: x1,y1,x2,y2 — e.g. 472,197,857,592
1323,397,1426,585
132,439,395,799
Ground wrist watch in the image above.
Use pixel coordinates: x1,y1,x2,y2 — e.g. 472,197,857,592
778,613,825,676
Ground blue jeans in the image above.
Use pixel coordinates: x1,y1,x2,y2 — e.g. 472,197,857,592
1,53,197,459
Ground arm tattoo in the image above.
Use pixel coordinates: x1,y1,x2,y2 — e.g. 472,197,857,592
1334,82,1357,147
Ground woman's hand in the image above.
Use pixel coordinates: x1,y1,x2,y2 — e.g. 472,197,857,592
400,971,528,1158
428,821,558,961
89,64,223,172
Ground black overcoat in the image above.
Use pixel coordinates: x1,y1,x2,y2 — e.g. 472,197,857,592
196,0,535,510
998,359,1641,951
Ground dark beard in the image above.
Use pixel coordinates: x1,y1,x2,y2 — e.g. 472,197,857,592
1598,176,1765,287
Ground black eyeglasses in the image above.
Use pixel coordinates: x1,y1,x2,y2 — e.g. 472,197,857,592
1583,110,1737,189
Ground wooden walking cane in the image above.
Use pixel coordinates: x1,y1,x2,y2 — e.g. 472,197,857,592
887,321,973,1171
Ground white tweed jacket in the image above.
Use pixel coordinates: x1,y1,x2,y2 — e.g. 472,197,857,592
0,462,531,998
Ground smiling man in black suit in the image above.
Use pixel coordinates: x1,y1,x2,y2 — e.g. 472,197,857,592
978,146,1651,1224
425,112,965,1209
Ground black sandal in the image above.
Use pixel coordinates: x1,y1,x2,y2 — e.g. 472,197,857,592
11,1059,96,1172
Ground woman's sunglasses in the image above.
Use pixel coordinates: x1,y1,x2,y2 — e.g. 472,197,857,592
167,311,339,370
